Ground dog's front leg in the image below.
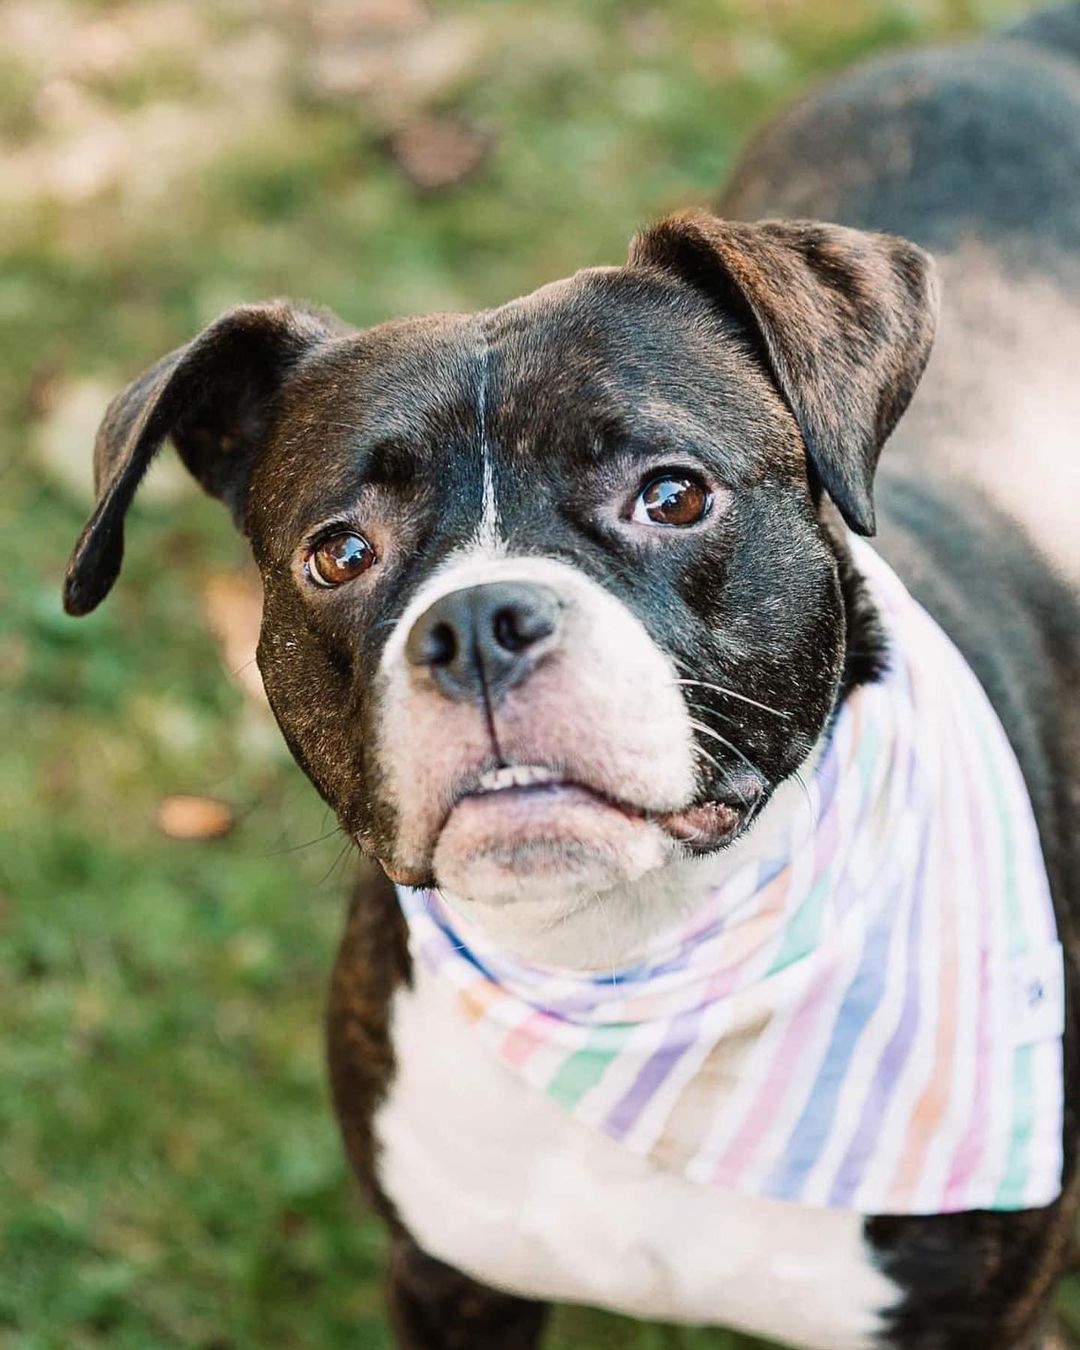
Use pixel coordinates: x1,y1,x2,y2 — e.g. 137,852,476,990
387,1237,550,1350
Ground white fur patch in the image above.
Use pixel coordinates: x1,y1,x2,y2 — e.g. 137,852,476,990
377,948,898,1348
471,329,504,555
475,448,500,553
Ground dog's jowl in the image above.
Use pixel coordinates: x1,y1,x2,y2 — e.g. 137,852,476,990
64,6,1080,1349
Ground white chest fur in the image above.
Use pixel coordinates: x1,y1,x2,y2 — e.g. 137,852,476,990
375,963,899,1350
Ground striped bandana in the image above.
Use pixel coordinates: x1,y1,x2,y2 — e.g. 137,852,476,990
396,540,1064,1215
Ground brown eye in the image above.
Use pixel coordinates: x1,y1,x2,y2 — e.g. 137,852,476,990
307,532,376,587
632,474,711,527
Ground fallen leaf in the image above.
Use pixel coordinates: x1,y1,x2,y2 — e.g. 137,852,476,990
157,794,235,841
389,116,489,191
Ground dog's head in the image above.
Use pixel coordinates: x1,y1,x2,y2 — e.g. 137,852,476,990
64,213,937,959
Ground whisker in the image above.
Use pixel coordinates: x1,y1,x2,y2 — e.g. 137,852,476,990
316,834,358,888
689,742,755,808
686,695,818,837
686,718,773,789
683,697,742,729
790,766,817,825
674,678,789,720
689,740,727,775
266,825,345,857
693,700,818,829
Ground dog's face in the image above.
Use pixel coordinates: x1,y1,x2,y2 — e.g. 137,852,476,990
250,269,837,904
64,213,937,953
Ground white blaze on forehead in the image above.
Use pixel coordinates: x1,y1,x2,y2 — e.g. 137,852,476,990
476,450,500,552
471,322,504,556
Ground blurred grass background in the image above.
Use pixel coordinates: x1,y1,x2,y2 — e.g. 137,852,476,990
2,1,1072,1347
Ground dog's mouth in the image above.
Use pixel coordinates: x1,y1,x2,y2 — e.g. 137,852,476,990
445,763,756,852
379,758,765,892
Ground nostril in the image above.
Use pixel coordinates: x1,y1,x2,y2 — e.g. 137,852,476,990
492,604,556,654
423,621,457,667
407,614,459,669
493,607,525,654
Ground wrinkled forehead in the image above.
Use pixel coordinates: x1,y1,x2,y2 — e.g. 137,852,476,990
249,267,798,546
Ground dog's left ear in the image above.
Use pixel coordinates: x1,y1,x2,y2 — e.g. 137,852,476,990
628,211,939,535
63,300,347,616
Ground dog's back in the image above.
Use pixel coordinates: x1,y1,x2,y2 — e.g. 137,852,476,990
721,3,1080,589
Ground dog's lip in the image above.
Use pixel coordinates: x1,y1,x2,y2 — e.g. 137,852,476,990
450,765,647,821
380,776,758,886
657,798,750,848
445,763,758,846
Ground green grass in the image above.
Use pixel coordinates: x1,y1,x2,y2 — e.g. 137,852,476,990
4,1,1073,1346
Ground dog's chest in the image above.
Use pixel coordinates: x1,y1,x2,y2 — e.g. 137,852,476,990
375,966,898,1350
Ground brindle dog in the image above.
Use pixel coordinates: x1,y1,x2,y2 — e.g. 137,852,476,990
64,5,1080,1347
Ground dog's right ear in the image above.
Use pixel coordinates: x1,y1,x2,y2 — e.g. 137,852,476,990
62,300,348,617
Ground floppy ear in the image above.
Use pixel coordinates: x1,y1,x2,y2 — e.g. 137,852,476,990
628,211,939,534
63,301,347,616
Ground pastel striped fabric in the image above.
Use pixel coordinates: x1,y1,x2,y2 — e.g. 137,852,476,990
397,539,1065,1215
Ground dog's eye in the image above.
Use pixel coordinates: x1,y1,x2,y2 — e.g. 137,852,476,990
632,475,711,527
307,532,376,587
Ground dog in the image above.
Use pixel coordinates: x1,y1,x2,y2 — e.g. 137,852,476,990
63,5,1080,1347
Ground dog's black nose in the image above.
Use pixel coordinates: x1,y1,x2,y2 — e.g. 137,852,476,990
405,582,561,704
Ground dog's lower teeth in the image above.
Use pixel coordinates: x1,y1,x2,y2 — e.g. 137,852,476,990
476,766,561,793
